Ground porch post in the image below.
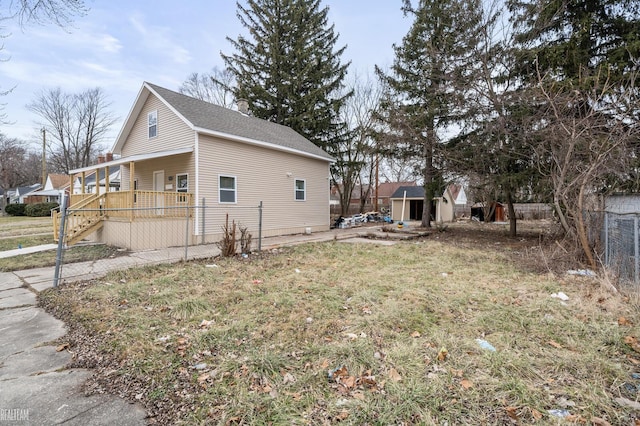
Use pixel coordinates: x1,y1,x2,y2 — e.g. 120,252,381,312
129,161,135,222
104,165,110,194
81,172,86,194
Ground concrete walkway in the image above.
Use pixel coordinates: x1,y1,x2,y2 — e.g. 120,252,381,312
0,225,378,425
0,244,58,259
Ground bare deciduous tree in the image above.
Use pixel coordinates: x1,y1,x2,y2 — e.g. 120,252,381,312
332,73,384,215
7,0,87,27
0,133,40,197
179,67,236,108
27,87,116,173
533,68,639,268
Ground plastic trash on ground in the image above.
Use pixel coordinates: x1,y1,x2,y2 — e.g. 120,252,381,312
567,269,596,277
550,292,569,301
548,409,570,417
476,339,496,352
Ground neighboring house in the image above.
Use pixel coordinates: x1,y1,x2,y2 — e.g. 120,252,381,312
12,184,42,204
390,184,464,223
73,166,121,194
58,82,334,249
26,174,69,204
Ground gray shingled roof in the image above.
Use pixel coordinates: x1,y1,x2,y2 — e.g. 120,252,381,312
390,186,425,199
146,83,333,161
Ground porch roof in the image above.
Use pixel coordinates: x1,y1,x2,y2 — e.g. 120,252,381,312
69,147,194,174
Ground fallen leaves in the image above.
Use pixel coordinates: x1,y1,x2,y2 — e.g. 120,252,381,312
624,336,640,353
437,347,449,361
460,379,473,389
618,316,633,326
388,368,402,382
328,366,385,396
56,342,70,352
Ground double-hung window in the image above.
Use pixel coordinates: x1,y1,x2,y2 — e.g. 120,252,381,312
148,111,157,138
295,179,306,201
176,173,188,203
219,175,236,203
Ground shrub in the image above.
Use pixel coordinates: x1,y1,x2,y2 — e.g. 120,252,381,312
5,203,26,216
25,202,59,217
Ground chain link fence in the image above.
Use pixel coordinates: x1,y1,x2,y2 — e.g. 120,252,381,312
53,200,263,287
603,211,640,290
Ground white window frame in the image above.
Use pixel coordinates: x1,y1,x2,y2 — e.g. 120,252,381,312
219,175,237,204
148,110,157,138
176,173,188,203
295,178,306,201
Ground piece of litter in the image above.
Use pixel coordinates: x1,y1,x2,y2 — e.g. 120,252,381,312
294,268,301,273
548,409,570,417
193,363,208,370
205,264,219,268
566,269,596,277
614,396,640,410
306,317,313,324
156,336,170,343
476,339,496,352
441,272,448,277
550,292,569,301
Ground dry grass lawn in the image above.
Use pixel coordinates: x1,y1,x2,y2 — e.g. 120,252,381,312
40,222,640,425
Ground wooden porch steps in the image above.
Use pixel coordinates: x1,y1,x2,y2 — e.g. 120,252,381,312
66,216,104,246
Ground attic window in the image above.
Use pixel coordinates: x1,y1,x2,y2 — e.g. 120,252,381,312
148,110,157,138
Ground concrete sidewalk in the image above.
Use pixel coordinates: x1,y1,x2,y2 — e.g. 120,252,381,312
0,225,375,425
0,244,58,259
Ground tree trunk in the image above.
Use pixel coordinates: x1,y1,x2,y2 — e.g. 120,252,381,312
422,123,435,228
576,182,597,270
506,188,517,238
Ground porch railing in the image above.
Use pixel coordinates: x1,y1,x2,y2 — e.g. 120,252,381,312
53,191,194,243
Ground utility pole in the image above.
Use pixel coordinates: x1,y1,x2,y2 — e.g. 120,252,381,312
41,128,47,187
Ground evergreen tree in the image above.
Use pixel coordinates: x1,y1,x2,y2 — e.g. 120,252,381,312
221,0,351,152
509,0,640,84
376,0,483,227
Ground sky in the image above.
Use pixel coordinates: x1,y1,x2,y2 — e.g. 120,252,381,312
0,1,411,151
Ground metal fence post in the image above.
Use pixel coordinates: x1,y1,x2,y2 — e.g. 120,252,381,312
604,212,609,266
184,204,190,261
633,215,640,285
201,197,206,245
53,193,68,288
258,201,263,252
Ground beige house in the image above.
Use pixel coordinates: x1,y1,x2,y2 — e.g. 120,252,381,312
56,82,334,249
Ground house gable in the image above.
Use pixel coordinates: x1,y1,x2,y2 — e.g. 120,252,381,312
113,82,333,163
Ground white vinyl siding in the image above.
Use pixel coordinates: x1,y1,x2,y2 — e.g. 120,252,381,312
295,179,306,201
219,175,236,203
198,134,330,236
121,96,193,157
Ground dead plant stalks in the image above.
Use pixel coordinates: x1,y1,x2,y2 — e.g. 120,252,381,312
217,214,237,257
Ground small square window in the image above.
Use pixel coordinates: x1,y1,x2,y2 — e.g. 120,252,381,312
295,179,306,201
148,110,157,138
219,175,236,203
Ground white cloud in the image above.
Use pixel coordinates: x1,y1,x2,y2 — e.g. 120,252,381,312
128,14,192,65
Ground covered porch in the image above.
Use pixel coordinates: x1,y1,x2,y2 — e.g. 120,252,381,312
54,147,195,246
